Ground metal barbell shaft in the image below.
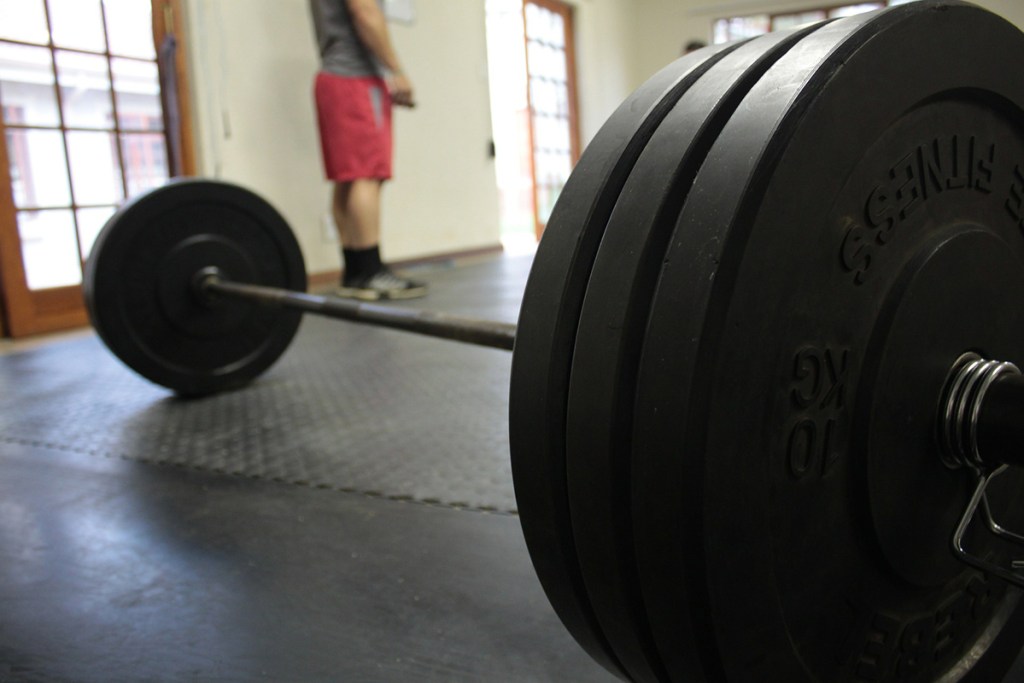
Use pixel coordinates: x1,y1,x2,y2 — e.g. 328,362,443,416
939,355,1024,588
940,354,1024,471
199,271,517,352
976,372,1024,470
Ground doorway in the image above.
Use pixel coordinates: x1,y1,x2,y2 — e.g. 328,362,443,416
485,0,580,253
0,0,189,337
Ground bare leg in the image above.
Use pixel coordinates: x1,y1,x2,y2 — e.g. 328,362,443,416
332,179,382,249
331,178,427,300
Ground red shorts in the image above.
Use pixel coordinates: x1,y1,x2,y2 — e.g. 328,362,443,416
314,72,393,182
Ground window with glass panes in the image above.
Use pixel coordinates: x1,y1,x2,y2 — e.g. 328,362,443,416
0,0,168,291
524,0,579,235
713,1,919,44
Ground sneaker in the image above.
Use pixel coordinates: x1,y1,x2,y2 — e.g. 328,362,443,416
335,268,428,301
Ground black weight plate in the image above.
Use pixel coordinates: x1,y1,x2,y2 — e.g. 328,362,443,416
84,179,306,396
632,2,1024,682
508,40,742,677
564,24,828,683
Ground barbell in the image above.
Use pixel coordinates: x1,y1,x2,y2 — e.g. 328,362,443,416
82,2,1024,681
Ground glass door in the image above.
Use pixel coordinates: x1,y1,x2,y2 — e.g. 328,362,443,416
0,0,181,337
523,0,579,239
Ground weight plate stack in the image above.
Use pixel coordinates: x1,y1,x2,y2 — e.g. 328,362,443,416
565,23,830,683
508,40,743,678
84,179,306,396
628,2,1024,681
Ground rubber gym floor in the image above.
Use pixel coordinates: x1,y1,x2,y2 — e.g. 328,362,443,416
0,252,1022,682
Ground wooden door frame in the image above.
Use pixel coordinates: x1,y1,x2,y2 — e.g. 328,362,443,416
0,122,24,338
0,0,195,338
153,0,197,180
522,0,581,239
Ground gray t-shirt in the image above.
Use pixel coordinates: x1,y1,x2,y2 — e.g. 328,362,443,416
310,0,383,77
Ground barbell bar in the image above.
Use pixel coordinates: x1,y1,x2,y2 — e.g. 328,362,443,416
82,2,1024,681
197,268,517,351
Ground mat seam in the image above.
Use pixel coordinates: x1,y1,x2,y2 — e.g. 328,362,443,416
0,435,519,517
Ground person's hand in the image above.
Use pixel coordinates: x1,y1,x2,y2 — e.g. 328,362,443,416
389,72,415,108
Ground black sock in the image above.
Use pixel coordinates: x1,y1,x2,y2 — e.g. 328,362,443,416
342,246,382,285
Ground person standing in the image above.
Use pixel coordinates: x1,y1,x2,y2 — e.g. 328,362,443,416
310,0,427,300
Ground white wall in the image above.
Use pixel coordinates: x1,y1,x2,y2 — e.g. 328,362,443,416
182,0,502,275
565,0,637,146
380,0,501,261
